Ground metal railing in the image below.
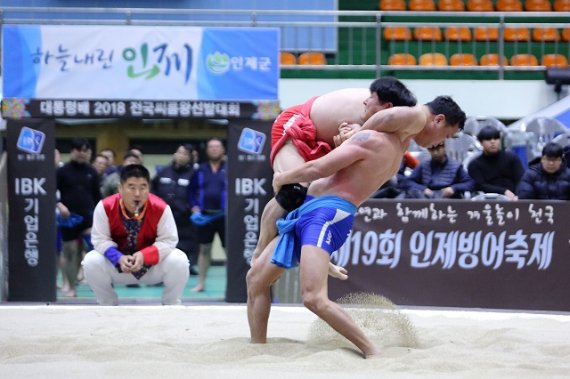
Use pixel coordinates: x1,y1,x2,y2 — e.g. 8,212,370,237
1,7,569,79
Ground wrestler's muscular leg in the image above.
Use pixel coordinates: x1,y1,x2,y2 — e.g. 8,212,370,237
251,143,348,280
299,245,381,358
246,238,284,343
251,143,304,265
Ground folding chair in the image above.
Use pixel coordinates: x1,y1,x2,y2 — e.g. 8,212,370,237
554,0,570,11
419,52,448,66
409,0,437,11
532,28,560,42
378,0,407,10
480,53,509,66
388,53,418,65
383,26,412,41
504,27,530,42
542,54,569,68
463,116,508,137
445,27,472,42
474,27,499,42
297,52,327,65
524,117,570,159
279,52,296,65
496,0,523,11
467,0,494,11
438,0,466,11
525,0,552,11
414,26,443,41
444,132,482,168
510,53,538,66
450,53,478,66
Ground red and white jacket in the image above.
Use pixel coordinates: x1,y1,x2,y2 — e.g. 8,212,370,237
91,193,178,266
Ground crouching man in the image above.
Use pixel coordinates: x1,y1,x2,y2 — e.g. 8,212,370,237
82,164,189,305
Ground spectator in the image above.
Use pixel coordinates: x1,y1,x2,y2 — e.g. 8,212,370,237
101,152,141,197
191,149,200,171
517,142,570,200
468,125,524,200
99,148,118,176
82,164,189,305
403,142,475,199
189,138,227,292
92,153,109,179
128,146,145,165
564,145,570,169
54,148,64,168
54,148,64,288
151,144,199,275
56,137,101,297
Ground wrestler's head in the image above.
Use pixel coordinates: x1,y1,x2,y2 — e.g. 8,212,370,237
363,77,417,121
119,164,150,215
371,77,417,107
413,96,466,148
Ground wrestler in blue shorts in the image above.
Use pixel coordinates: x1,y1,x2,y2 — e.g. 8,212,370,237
272,195,356,268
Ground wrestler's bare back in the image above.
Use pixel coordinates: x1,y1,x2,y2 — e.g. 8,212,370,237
307,132,406,206
310,88,371,145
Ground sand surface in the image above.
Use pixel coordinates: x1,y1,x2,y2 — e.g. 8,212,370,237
1,294,569,378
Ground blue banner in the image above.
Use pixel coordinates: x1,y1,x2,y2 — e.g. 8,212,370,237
2,25,279,102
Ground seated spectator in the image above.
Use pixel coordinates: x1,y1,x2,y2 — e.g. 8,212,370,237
82,164,189,305
468,125,524,200
402,142,475,199
517,142,570,200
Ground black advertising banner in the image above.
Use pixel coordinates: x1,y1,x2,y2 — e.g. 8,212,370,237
329,199,570,312
226,120,273,303
1,98,280,120
6,119,57,302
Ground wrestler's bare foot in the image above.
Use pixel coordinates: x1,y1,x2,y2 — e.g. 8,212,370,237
365,351,381,359
328,263,349,280
364,346,382,359
191,284,205,292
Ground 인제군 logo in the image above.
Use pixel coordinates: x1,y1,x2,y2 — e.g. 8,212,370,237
238,128,266,155
206,52,230,74
17,126,46,154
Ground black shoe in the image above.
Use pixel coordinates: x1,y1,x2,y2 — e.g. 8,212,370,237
189,267,199,276
126,284,140,288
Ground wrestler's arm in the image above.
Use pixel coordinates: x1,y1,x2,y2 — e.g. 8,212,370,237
274,131,370,193
334,106,424,147
360,106,425,135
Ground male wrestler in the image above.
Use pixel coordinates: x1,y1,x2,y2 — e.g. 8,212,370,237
251,77,417,271
247,96,466,358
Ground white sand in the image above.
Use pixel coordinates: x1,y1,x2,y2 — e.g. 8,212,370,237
1,296,569,379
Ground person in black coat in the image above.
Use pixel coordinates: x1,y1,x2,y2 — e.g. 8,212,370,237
151,144,198,275
468,125,524,200
517,142,570,200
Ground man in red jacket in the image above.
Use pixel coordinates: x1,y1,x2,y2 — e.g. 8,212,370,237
82,164,189,305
